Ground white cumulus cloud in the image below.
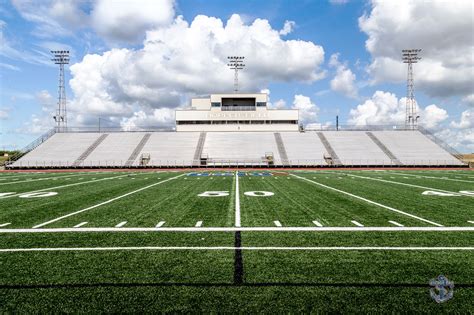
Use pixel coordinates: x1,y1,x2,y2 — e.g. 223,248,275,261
359,0,474,98
91,0,175,43
292,94,319,125
329,53,358,99
279,20,295,35
348,90,448,128
450,109,474,129
68,14,325,128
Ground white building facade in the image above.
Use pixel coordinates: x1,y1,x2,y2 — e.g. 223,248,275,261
175,93,299,132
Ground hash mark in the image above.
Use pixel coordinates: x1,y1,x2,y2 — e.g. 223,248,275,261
115,221,127,228
312,220,323,227
73,222,88,228
389,220,404,227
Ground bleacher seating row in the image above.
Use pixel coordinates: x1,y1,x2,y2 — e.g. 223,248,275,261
9,130,464,168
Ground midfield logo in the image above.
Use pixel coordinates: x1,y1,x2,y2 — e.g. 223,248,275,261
429,275,454,303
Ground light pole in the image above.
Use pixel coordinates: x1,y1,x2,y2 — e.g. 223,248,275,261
402,49,421,130
227,56,245,93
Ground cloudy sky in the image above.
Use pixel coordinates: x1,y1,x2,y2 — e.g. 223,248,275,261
0,0,473,152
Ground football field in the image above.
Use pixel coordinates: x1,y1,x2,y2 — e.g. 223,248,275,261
0,169,473,312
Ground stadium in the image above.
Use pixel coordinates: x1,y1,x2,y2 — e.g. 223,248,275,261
3,91,467,169
1,1,473,313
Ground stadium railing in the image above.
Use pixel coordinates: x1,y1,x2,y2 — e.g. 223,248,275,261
7,159,467,169
5,128,57,166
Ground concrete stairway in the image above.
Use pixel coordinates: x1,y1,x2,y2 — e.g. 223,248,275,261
125,133,151,167
72,134,109,167
274,133,289,166
366,132,402,165
317,132,341,165
193,132,207,166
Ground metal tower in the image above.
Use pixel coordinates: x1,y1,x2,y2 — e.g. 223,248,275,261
227,56,245,92
402,49,421,130
51,50,70,132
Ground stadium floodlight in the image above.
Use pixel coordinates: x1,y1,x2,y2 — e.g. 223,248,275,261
227,56,245,92
402,49,421,130
51,50,70,132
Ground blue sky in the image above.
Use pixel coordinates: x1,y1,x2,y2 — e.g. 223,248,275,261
1,0,473,152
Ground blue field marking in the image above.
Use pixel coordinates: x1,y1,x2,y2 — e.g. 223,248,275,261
187,172,210,177
239,171,273,177
212,172,234,176
187,172,233,177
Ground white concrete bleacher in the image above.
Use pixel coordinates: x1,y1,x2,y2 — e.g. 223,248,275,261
203,132,282,166
12,130,463,167
323,131,392,165
371,131,463,165
11,133,99,167
82,132,145,167
137,132,200,166
279,132,326,165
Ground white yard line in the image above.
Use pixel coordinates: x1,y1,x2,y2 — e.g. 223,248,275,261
468,221,474,225
290,174,443,227
31,174,185,229
339,173,472,197
0,223,11,227
73,222,88,228
389,220,404,227
0,173,141,200
115,221,127,228
389,171,474,184
1,226,473,233
155,221,165,228
235,171,241,227
274,220,282,227
0,173,94,186
195,221,203,227
409,170,474,179
351,220,364,227
312,220,323,227
1,246,473,253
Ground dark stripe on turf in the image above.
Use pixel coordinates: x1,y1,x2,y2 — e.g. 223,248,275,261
1,283,473,289
234,231,243,285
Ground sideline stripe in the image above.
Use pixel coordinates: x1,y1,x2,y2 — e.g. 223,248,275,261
195,221,203,227
0,173,95,186
0,223,11,227
73,222,88,228
389,220,404,227
31,174,185,229
1,227,474,233
155,221,165,228
0,173,143,200
274,220,282,227
340,172,472,197
312,220,323,227
389,171,474,184
1,246,473,252
291,174,443,227
351,220,364,227
115,221,127,228
235,171,241,227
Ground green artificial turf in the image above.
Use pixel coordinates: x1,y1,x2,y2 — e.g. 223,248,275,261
0,169,473,312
